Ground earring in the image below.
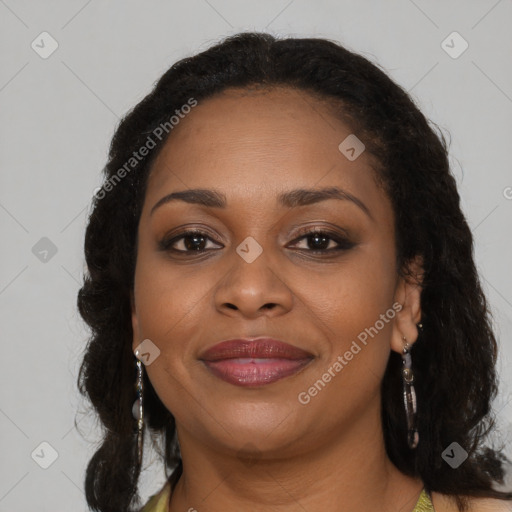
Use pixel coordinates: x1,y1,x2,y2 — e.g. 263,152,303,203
401,336,419,449
132,358,145,466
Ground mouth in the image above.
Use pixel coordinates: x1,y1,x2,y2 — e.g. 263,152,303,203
199,337,314,387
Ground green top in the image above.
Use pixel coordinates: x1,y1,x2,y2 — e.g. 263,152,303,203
141,482,435,511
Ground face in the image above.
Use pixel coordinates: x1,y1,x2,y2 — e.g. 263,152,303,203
131,87,421,459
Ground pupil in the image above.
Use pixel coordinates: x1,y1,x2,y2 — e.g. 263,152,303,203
310,233,328,250
185,234,205,251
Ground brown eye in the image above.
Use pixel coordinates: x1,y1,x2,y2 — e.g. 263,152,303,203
158,230,222,253
288,228,355,254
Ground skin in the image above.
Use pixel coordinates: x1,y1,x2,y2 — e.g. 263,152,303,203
130,86,470,512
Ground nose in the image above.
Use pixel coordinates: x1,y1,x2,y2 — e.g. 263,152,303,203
214,246,293,319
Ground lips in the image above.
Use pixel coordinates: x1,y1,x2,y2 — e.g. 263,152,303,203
200,338,313,361
199,338,314,387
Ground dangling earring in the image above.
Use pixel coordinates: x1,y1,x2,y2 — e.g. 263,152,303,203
132,358,145,466
401,336,419,449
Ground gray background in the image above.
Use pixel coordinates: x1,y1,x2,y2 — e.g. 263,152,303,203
1,0,511,510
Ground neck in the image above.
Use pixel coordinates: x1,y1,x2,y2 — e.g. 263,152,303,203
168,400,423,512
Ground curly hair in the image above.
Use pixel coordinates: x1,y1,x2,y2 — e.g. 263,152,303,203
77,32,512,512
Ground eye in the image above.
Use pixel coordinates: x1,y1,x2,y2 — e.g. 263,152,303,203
158,229,222,254
288,227,355,254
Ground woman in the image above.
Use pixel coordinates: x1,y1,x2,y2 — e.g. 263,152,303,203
77,32,512,512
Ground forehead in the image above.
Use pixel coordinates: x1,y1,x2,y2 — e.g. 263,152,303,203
144,87,389,217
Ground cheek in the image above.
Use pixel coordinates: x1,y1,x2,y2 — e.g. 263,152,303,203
132,256,204,414
133,251,210,342
132,248,222,399
311,243,397,393
311,243,397,335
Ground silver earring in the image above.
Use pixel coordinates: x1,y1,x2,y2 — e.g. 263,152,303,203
401,337,419,449
132,358,145,466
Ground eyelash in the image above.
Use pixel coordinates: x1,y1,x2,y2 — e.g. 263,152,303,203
158,227,355,256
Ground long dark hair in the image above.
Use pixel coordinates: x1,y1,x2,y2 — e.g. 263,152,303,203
77,32,512,512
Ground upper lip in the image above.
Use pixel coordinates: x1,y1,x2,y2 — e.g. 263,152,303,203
199,337,314,361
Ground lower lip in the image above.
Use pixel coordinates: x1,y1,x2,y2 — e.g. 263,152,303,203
202,358,312,387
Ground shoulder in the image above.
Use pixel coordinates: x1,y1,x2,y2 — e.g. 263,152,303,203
431,492,512,512
465,497,512,512
140,481,172,512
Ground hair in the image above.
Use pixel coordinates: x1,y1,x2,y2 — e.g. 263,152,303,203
77,32,512,512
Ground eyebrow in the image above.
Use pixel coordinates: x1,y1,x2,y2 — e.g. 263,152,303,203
150,186,373,220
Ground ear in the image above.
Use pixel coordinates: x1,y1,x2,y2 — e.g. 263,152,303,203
130,289,139,355
390,255,424,354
